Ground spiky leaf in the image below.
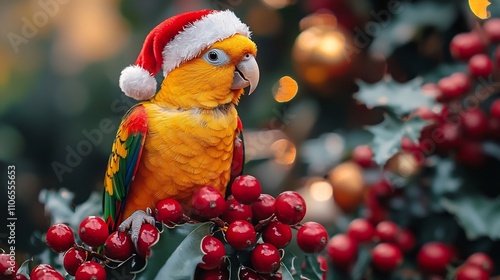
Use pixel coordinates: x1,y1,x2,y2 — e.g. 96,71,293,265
440,194,500,240
354,77,436,116
367,114,428,165
134,222,212,280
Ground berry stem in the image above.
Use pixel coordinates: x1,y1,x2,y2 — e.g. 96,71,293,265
210,217,227,229
254,214,277,232
74,244,107,262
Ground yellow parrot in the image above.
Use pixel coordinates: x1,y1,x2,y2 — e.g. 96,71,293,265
102,10,259,240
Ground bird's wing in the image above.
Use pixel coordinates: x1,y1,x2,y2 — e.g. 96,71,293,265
103,104,148,231
228,117,245,194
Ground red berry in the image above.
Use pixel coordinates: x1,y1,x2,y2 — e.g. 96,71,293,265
0,254,17,279
460,108,488,140
30,264,64,280
251,243,281,274
401,137,419,151
326,234,358,267
74,261,106,280
226,220,256,250
347,218,374,243
374,221,399,243
199,236,226,270
456,264,489,280
197,266,229,280
262,221,292,249
450,32,486,60
469,54,493,78
417,242,452,274
46,223,75,253
456,140,486,167
496,46,500,68
63,247,87,276
435,122,461,153
155,198,183,225
489,118,500,141
396,229,416,253
351,145,373,168
221,196,253,224
484,18,500,42
136,223,160,259
231,175,262,204
104,231,134,261
78,216,108,248
465,252,494,274
252,194,275,223
490,100,500,119
239,267,262,280
415,106,439,120
317,255,327,271
371,243,403,272
192,186,226,219
296,222,328,253
274,191,306,225
437,73,470,100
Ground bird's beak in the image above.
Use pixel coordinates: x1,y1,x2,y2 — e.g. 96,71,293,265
231,54,259,95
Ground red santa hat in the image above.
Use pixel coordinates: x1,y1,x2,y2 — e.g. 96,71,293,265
119,9,251,100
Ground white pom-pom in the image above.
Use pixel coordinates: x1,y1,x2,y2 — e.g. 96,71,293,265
119,65,157,100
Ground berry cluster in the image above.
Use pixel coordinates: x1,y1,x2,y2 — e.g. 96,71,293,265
33,175,328,279
323,218,494,279
187,175,329,279
418,18,500,166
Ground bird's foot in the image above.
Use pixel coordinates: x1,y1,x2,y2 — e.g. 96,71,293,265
118,208,155,248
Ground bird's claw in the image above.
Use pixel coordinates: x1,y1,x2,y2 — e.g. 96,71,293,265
117,209,155,248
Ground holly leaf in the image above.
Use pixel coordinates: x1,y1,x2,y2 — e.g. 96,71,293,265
354,77,436,116
422,63,468,83
134,222,212,280
368,1,457,57
367,114,427,165
280,252,301,280
300,255,323,280
431,158,463,197
440,194,500,240
350,246,372,280
39,189,102,229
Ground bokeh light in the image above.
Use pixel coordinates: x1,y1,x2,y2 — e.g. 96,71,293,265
309,180,333,202
273,76,298,103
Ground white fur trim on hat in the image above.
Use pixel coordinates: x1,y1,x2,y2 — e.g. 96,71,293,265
162,10,251,76
119,65,157,100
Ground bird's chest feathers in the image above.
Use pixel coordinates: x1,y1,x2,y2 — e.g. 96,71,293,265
141,104,237,188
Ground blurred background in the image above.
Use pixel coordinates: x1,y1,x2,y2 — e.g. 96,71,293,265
2,0,500,274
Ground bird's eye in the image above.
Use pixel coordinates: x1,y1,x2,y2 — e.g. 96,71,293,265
202,48,230,66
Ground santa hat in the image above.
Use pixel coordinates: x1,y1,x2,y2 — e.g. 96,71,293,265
119,9,251,100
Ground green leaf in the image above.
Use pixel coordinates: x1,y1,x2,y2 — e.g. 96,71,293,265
440,194,500,240
134,222,212,280
39,189,102,229
280,251,301,280
368,1,457,57
301,255,323,280
367,114,428,165
354,77,436,116
422,63,468,83
17,258,34,278
431,158,463,197
350,245,372,280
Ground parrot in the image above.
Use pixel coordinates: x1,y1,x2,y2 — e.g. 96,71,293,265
102,10,259,242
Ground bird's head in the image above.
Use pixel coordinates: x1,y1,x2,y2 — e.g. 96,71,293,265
118,10,259,111
156,34,258,110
